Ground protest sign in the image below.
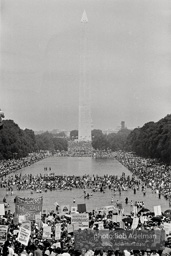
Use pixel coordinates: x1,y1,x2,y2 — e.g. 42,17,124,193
71,206,77,213
0,225,8,244
71,213,89,230
154,205,162,216
131,217,139,230
77,204,86,213
67,224,74,233
55,224,61,240
140,216,145,224
61,205,70,214
112,215,117,223
112,214,122,223
43,225,51,239
17,227,31,246
0,204,5,216
163,223,171,235
15,197,43,220
98,222,104,230
120,221,125,229
21,221,31,231
133,206,138,215
74,229,165,251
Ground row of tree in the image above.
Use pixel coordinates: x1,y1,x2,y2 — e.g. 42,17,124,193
125,114,171,164
0,120,68,160
0,115,171,164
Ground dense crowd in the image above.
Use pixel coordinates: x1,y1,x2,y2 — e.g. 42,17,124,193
0,196,171,256
0,152,50,178
1,172,140,195
116,152,171,201
0,151,171,256
67,141,93,157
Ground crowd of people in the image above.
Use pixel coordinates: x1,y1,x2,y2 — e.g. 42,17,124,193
1,172,140,195
0,151,171,256
0,152,51,178
116,152,171,202
0,194,171,256
67,141,93,157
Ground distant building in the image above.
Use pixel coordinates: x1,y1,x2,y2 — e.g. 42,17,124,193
121,121,126,130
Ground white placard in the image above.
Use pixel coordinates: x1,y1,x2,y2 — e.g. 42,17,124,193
0,204,5,216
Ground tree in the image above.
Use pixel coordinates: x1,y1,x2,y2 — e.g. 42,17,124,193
70,130,78,140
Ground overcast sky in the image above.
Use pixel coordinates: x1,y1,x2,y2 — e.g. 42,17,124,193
0,0,171,131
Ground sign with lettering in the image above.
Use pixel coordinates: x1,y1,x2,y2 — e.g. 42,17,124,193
15,197,43,220
17,227,31,246
0,225,8,244
43,226,51,239
71,213,89,230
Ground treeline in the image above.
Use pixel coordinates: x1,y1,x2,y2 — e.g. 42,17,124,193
91,129,131,151
1,114,171,164
126,114,171,164
0,120,68,160
0,120,37,160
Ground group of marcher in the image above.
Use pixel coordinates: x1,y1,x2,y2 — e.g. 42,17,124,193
1,196,171,256
0,151,171,256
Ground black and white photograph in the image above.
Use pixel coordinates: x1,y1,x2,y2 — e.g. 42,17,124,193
0,0,171,255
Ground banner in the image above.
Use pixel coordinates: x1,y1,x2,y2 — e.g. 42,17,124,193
0,225,8,244
17,227,31,246
71,213,89,230
0,204,5,216
15,197,43,220
74,230,165,250
43,226,51,239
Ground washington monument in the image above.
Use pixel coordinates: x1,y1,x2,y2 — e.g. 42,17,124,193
78,10,92,142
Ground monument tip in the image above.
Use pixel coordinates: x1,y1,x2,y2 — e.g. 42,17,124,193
81,10,88,23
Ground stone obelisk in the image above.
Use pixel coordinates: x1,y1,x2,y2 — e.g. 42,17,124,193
78,10,92,142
